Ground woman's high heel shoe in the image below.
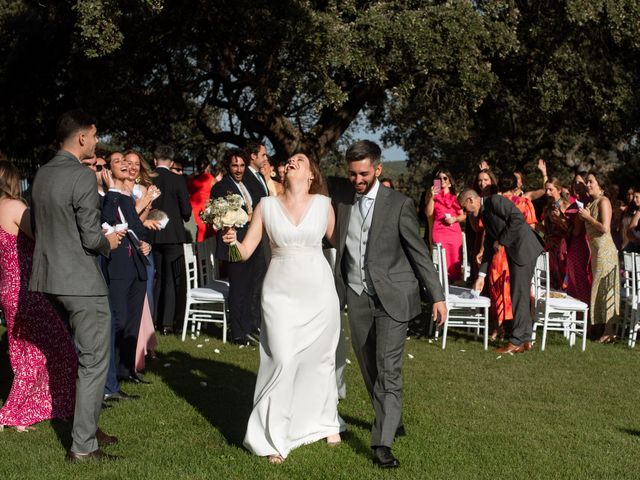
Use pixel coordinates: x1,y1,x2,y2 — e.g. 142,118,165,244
596,335,616,344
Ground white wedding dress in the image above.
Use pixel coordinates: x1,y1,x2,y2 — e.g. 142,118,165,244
244,194,345,458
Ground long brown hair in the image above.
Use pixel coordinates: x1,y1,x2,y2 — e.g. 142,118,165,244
125,149,157,187
0,161,21,200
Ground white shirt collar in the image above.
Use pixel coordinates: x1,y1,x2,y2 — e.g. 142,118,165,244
157,165,171,170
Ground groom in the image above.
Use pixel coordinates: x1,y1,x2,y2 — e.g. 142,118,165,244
334,140,447,468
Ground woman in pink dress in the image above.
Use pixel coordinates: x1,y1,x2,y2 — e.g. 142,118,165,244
425,169,465,281
0,161,77,430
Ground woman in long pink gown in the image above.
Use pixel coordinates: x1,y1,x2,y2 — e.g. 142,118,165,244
564,173,592,304
0,161,76,430
425,169,465,281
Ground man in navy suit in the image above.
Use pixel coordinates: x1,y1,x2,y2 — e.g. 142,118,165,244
148,145,192,334
211,148,265,344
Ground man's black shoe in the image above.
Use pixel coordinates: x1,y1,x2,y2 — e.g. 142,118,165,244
396,425,406,438
96,428,118,446
103,390,139,402
373,446,400,468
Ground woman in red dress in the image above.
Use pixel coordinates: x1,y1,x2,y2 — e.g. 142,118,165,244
187,157,217,242
542,177,571,290
0,161,77,430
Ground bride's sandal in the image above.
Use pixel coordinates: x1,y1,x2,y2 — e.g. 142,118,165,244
268,454,284,465
326,433,342,447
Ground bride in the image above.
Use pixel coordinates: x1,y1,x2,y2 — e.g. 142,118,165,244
222,152,345,464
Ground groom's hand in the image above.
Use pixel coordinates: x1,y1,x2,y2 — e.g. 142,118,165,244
432,301,447,327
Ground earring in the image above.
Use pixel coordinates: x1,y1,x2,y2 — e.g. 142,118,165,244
270,171,276,178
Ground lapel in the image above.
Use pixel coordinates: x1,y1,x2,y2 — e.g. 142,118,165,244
367,185,391,249
337,195,355,252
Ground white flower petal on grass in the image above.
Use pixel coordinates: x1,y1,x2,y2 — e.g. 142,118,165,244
345,359,352,365
214,348,221,354
496,356,502,360
406,337,411,340
239,345,245,349
197,344,203,348
428,339,433,344
459,350,466,352
200,381,207,387
163,363,171,367
205,338,210,342
191,335,196,340
407,354,414,359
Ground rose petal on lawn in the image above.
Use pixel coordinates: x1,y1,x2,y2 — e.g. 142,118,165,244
496,356,502,360
408,354,414,359
200,381,207,387
163,363,171,367
345,359,352,365
197,344,203,348
214,348,221,354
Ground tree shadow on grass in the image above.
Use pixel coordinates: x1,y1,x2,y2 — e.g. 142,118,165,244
151,350,256,448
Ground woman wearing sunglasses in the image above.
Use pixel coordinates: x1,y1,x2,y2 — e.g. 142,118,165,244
425,168,465,281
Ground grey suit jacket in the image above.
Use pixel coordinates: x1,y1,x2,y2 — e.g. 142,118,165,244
29,150,110,296
479,194,544,274
334,185,445,322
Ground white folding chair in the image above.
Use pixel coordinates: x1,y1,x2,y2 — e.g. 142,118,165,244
618,252,636,344
432,243,490,350
182,243,229,343
461,231,470,283
531,252,589,351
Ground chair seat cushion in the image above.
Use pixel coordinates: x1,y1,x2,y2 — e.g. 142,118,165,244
191,282,228,300
540,295,588,310
447,293,491,308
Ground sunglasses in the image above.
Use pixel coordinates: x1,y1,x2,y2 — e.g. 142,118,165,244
437,175,448,180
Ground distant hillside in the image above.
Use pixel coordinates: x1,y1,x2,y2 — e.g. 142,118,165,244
381,160,408,179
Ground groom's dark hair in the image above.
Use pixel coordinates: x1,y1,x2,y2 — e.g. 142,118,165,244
345,140,382,166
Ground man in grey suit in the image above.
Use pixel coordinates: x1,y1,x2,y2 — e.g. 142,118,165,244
460,187,544,354
30,110,123,462
334,140,447,468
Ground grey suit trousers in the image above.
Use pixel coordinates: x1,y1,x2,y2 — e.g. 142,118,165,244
347,287,407,448
49,294,111,454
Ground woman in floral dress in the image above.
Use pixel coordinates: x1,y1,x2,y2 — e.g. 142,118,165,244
0,161,76,430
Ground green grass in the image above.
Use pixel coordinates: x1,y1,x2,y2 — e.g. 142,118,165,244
1,321,640,480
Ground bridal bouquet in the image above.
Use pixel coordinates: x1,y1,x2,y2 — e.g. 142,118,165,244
200,193,249,261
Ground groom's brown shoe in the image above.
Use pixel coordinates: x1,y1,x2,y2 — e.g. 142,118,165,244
96,428,118,446
494,342,525,354
522,341,534,351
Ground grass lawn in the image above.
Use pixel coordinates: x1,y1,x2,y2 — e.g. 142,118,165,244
1,321,640,480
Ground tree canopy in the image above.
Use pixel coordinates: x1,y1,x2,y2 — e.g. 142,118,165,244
1,0,639,193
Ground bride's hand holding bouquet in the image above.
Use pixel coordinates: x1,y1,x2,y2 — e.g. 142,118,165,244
200,193,251,261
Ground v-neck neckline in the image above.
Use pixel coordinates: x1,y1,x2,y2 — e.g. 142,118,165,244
275,195,316,228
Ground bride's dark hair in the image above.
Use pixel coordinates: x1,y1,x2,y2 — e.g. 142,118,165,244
286,150,328,196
